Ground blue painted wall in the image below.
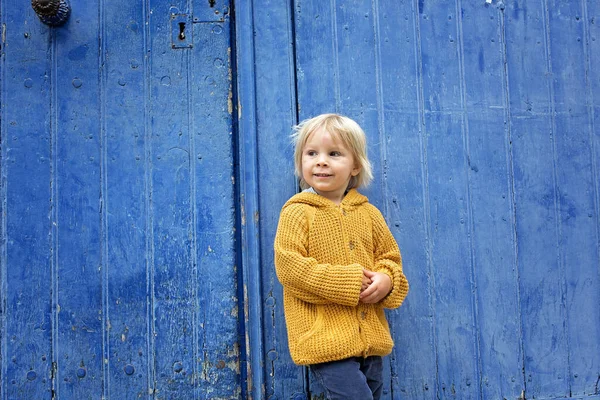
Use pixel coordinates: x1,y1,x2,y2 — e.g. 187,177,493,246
2,0,599,399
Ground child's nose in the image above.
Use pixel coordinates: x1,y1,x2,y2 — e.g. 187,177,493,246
316,155,328,166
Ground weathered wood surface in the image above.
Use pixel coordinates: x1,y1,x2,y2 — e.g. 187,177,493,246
1,1,240,399
255,0,600,399
1,0,599,399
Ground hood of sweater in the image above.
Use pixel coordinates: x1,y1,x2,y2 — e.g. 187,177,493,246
282,188,369,211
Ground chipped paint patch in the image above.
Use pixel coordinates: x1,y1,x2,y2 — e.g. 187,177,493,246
240,196,246,225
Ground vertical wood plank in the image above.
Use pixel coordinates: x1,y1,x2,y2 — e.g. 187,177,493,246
147,0,196,397
585,0,600,276
253,0,304,398
53,0,104,396
295,0,339,114
233,1,267,398
0,2,4,396
460,3,524,399
377,0,437,398
419,1,480,398
504,0,569,396
1,5,53,399
584,5,600,391
191,16,241,398
547,1,600,395
103,0,150,397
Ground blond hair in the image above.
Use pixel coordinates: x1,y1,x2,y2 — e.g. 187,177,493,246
291,113,373,190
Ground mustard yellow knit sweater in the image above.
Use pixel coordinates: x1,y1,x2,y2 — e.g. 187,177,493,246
274,189,409,365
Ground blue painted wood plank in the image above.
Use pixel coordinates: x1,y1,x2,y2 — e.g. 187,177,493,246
252,0,304,398
460,4,505,109
376,0,437,397
419,1,462,113
586,0,600,275
548,1,600,394
295,0,339,114
419,2,480,398
103,1,151,397
233,1,267,398
511,114,570,398
333,2,379,115
464,113,523,399
424,112,480,400
1,6,54,399
382,113,437,400
190,19,241,398
505,1,571,397
586,4,600,391
586,14,600,395
0,4,4,396
147,1,197,397
51,1,105,396
460,3,524,399
588,0,600,99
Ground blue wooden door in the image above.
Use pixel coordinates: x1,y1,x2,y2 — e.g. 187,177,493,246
1,1,241,398
244,0,600,399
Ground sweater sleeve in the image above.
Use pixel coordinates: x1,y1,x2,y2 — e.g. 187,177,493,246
274,203,364,306
368,205,409,309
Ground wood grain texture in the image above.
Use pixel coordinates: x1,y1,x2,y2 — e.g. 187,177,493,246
264,0,599,399
1,0,598,399
252,0,304,398
1,3,54,399
1,0,239,399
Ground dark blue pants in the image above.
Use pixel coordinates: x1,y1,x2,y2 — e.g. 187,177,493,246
310,356,384,400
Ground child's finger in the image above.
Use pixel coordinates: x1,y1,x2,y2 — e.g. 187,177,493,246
362,289,384,304
360,282,377,299
362,269,376,278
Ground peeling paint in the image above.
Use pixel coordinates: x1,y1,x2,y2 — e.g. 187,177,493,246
243,283,253,394
240,197,246,226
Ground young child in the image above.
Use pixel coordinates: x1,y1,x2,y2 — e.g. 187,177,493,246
274,113,409,399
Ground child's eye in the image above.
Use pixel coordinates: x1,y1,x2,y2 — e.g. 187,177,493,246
306,150,317,156
330,151,341,156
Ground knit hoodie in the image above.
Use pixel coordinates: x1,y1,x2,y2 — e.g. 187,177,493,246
274,189,409,365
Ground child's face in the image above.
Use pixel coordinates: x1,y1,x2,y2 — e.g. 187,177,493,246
301,127,361,204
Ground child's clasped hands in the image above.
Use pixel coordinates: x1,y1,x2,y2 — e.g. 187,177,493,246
359,269,392,304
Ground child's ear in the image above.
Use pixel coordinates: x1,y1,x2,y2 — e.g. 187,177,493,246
352,165,361,176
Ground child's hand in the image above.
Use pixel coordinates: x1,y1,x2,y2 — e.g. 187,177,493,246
361,269,372,292
359,270,392,303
